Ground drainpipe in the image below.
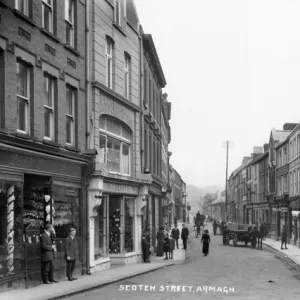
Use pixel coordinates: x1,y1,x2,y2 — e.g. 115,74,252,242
84,0,93,276
85,0,91,150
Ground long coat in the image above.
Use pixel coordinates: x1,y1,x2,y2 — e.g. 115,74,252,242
281,227,287,241
163,236,170,252
171,228,180,239
169,237,175,251
65,236,77,260
181,228,189,239
41,232,54,262
201,233,210,254
156,230,165,256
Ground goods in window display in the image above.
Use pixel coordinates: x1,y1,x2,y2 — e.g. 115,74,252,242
109,209,121,253
6,185,15,274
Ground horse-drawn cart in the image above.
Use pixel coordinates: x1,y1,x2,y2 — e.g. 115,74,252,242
222,222,252,247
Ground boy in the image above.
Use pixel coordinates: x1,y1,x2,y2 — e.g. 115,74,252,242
169,234,175,259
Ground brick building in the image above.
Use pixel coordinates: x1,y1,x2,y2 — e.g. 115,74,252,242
0,0,94,291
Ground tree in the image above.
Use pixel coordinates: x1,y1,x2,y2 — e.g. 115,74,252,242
201,192,218,215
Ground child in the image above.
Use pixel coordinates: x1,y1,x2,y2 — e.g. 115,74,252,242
169,234,175,259
164,232,170,260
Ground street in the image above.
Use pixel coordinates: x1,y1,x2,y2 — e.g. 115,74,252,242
62,224,300,300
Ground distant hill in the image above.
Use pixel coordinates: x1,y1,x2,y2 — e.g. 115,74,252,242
187,184,224,216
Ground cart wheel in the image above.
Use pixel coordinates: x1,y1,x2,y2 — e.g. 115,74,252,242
233,235,237,247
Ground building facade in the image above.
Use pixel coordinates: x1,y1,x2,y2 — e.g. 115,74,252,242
0,0,94,291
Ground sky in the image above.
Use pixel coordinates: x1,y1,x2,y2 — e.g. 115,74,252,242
134,0,300,188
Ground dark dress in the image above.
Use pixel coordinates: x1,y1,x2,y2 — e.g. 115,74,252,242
201,233,210,255
156,230,165,256
164,236,170,253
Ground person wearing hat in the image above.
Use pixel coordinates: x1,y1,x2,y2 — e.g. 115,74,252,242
65,228,78,281
171,224,180,249
141,232,151,263
201,229,211,256
181,224,189,250
41,224,58,284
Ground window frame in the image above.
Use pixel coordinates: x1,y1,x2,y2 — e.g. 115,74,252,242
65,0,75,48
114,0,121,25
66,85,76,146
42,0,54,33
16,0,30,17
44,73,55,140
124,54,130,99
99,116,131,176
16,60,31,134
106,39,113,89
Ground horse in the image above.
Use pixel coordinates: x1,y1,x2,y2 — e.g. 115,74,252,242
250,224,269,250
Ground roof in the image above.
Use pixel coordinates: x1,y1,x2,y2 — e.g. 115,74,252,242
210,197,225,205
272,129,291,142
230,157,253,179
142,34,167,88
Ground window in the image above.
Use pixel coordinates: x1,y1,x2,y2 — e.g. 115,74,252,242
277,150,282,167
66,85,75,145
283,175,287,193
44,74,55,140
298,134,300,156
114,0,121,25
106,38,113,88
294,171,297,196
153,86,155,118
143,69,147,105
65,0,75,48
290,173,293,195
124,197,134,253
124,55,130,99
294,139,297,159
298,168,300,195
16,61,30,133
149,79,152,112
42,0,53,33
283,147,287,164
290,141,293,160
144,127,148,170
99,115,131,175
16,0,30,17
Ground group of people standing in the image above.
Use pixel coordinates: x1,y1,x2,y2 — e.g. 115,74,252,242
141,223,190,262
41,224,78,284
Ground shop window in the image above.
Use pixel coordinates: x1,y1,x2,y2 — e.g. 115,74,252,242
94,199,108,260
0,181,23,280
99,115,131,175
124,198,134,253
109,197,121,254
52,186,81,268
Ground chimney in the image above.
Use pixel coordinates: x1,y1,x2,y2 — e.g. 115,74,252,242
283,123,298,131
263,143,269,152
253,146,263,154
242,156,251,165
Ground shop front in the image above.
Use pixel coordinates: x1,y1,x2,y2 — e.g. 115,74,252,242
290,199,300,247
0,142,92,292
87,178,146,271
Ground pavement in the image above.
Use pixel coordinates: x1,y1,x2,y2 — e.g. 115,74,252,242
262,237,300,266
1,222,188,300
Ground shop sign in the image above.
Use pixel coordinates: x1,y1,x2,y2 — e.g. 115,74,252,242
99,94,134,129
273,207,288,212
0,150,81,177
242,195,247,201
103,182,138,194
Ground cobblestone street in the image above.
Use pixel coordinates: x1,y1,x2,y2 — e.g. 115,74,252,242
63,224,300,300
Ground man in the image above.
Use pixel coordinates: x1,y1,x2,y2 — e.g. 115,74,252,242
213,219,217,236
65,228,78,281
181,223,189,250
141,232,151,263
281,224,288,250
171,224,180,249
41,224,58,284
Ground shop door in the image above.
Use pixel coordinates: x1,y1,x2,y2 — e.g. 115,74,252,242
23,174,51,287
151,195,156,249
108,196,122,255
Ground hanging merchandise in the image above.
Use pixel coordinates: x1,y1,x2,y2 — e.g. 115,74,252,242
6,185,15,274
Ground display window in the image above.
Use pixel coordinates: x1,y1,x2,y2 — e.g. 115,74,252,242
52,186,81,269
124,197,134,253
109,197,121,254
0,181,23,281
94,198,108,259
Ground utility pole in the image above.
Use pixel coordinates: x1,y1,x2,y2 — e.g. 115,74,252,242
222,141,234,222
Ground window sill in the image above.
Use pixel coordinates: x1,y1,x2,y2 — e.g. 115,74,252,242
65,144,80,152
113,22,127,37
41,29,60,43
64,44,81,57
15,131,35,140
43,139,60,148
13,9,36,27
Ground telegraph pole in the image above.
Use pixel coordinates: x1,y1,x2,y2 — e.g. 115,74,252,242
222,141,234,222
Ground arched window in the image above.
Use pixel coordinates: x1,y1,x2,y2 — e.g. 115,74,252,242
99,115,131,175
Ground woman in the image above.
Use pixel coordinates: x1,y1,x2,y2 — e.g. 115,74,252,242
213,220,217,236
201,229,210,256
281,224,288,250
163,232,170,260
156,227,165,257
